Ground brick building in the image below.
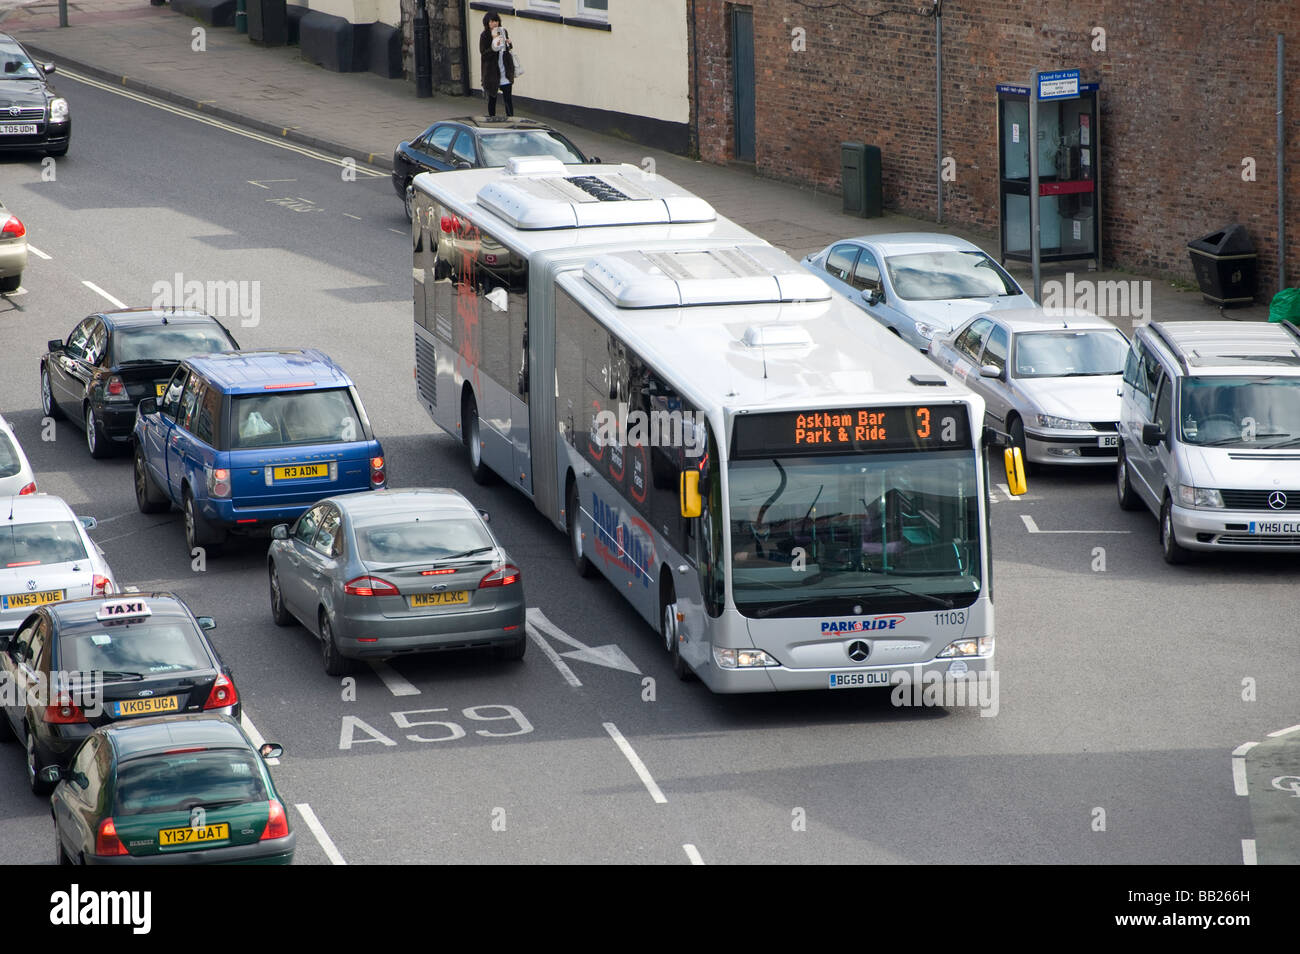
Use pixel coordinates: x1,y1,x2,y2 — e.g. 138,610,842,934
688,1,1299,295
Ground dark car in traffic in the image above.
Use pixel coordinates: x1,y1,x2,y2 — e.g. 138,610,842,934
391,116,595,218
41,308,240,459
0,33,69,156
0,594,241,795
46,714,293,865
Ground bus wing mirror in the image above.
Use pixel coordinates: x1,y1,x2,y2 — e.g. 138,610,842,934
679,470,702,518
1004,447,1027,496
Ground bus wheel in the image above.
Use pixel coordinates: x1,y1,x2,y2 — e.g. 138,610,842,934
463,392,491,485
567,481,595,578
661,585,691,681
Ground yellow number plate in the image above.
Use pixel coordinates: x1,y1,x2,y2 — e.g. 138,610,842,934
114,695,181,718
158,823,230,847
155,382,167,398
2,589,65,610
273,464,328,481
409,591,469,608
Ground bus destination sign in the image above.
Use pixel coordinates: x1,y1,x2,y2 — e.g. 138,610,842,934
731,404,972,458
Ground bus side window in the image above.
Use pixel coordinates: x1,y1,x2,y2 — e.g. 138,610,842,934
699,423,724,618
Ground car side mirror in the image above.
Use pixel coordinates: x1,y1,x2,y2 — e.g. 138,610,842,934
196,617,216,630
454,160,472,170
979,364,1005,381
0,635,9,653
260,742,284,760
138,397,158,416
1141,423,1165,446
78,516,97,531
864,288,883,306
588,156,602,163
478,509,491,524
271,524,289,540
48,339,63,352
39,766,63,785
42,63,55,75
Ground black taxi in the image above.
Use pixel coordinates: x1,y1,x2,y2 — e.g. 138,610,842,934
0,594,240,794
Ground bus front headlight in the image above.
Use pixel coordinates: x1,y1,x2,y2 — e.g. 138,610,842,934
938,636,994,658
712,647,779,669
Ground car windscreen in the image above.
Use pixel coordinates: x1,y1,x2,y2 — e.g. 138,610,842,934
886,251,1021,300
355,514,494,565
1013,330,1129,378
0,521,87,568
0,431,22,478
114,750,268,817
478,131,585,166
230,388,363,448
59,619,212,676
0,49,41,80
1179,376,1300,447
113,325,234,365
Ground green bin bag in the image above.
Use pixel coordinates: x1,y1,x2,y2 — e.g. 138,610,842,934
1269,287,1300,322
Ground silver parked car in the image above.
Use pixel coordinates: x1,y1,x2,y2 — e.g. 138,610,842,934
0,198,27,293
0,413,36,496
928,308,1129,468
267,488,526,675
0,493,116,636
802,232,1036,352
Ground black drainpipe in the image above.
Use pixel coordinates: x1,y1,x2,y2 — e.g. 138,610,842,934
459,0,472,97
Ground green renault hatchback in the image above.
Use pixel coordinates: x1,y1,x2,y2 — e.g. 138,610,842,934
45,714,294,865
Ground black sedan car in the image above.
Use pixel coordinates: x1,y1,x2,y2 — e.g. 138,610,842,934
40,308,239,458
391,116,596,219
0,593,241,795
0,34,69,157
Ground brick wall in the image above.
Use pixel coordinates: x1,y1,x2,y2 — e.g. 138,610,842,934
691,1,1300,293
400,0,467,94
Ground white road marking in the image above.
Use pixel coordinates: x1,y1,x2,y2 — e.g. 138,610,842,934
1232,742,1258,795
124,585,140,593
1241,839,1257,865
683,844,704,865
294,803,347,865
342,212,362,220
388,228,405,235
247,178,298,189
369,660,421,697
240,711,279,765
528,607,641,674
526,620,582,688
1020,515,1130,534
82,281,127,309
1267,723,1300,738
998,483,1011,498
27,245,51,260
603,722,667,805
61,70,384,176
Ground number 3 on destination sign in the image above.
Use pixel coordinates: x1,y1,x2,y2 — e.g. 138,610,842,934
915,407,930,439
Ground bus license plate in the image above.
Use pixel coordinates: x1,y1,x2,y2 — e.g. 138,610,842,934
2,589,65,610
159,823,230,847
113,695,181,717
410,591,469,608
273,464,329,481
1249,521,1300,534
829,671,892,689
1098,435,1119,448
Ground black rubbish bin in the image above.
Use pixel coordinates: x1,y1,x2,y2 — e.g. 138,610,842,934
841,142,882,218
1187,224,1257,307
248,0,288,46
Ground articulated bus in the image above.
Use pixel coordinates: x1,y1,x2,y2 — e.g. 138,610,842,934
411,156,1019,693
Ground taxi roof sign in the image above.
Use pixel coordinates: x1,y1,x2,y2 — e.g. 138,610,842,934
95,599,152,622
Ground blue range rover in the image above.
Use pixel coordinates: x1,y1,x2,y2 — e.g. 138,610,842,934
132,350,386,552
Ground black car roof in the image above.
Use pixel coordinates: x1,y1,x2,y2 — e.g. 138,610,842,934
46,592,194,628
442,116,557,133
98,309,222,330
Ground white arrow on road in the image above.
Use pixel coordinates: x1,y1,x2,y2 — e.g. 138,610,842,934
527,608,642,688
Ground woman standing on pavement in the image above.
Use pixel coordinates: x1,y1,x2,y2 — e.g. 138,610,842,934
480,12,516,119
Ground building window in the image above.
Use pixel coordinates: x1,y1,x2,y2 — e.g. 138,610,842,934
577,0,608,17
529,0,560,10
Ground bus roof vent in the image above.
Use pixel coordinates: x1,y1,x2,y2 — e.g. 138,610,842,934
583,245,832,308
477,163,717,229
741,324,814,348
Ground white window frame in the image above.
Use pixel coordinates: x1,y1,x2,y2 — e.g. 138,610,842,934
528,0,561,10
576,0,608,18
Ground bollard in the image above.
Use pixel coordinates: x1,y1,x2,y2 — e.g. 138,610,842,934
58,0,67,27
235,0,248,34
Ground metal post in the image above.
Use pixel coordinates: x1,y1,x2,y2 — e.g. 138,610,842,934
1029,73,1041,301
58,0,67,27
1278,33,1286,291
414,0,433,98
935,0,943,224
235,0,247,34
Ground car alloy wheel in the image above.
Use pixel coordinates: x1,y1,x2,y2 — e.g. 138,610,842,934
404,181,415,221
269,565,293,626
27,727,52,796
41,368,58,418
320,613,353,677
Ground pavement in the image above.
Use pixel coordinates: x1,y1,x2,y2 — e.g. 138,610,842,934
5,0,1270,324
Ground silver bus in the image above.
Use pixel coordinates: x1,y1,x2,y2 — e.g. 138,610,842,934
412,157,1006,692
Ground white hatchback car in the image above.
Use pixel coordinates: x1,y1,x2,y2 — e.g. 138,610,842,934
0,414,36,496
0,198,27,293
0,494,115,636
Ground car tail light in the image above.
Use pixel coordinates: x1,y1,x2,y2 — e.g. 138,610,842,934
104,375,128,402
478,564,520,588
45,692,87,725
440,215,460,234
18,482,35,495
1,215,25,239
370,456,385,487
95,818,128,857
344,576,399,597
92,574,113,596
261,799,290,841
203,674,238,710
207,467,231,498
